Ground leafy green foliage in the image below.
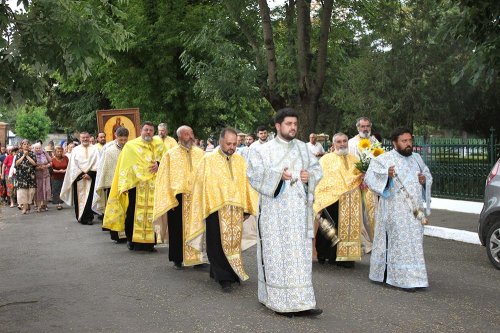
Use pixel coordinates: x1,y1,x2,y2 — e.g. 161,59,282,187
15,106,52,141
0,0,130,105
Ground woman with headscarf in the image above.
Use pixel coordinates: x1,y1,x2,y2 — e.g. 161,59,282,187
15,139,37,214
51,145,68,210
34,142,52,212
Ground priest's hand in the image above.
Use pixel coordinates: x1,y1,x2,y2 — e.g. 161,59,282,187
150,162,159,174
300,169,309,183
281,168,292,181
418,172,426,185
388,165,396,178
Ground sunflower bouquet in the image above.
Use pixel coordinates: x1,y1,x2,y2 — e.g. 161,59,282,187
354,138,385,173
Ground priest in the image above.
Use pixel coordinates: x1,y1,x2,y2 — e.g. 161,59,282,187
247,108,323,317
92,126,129,242
103,121,165,252
314,132,365,267
60,132,99,225
153,125,205,269
365,127,432,292
186,128,257,292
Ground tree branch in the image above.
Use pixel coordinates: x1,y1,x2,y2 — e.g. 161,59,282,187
224,2,262,69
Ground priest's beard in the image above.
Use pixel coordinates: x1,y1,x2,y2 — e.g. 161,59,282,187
180,140,192,149
335,148,348,156
396,146,413,157
278,129,296,142
359,131,371,138
222,148,234,156
142,135,153,142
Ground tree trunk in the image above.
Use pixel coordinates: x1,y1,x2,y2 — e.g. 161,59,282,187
293,96,318,141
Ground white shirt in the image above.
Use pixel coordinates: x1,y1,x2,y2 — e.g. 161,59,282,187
306,142,325,158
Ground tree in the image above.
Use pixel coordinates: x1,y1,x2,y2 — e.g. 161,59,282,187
15,106,51,141
0,0,130,105
181,0,336,139
438,0,499,87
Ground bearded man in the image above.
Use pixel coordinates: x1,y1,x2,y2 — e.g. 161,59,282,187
186,128,257,292
247,108,323,317
60,132,99,225
314,133,366,267
365,127,432,292
103,121,165,252
153,125,205,269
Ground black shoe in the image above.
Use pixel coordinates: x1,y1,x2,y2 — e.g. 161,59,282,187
193,263,209,269
87,220,93,225
219,280,233,293
336,261,355,268
173,262,183,270
295,308,323,317
275,311,294,318
317,257,326,265
402,288,417,293
127,241,134,251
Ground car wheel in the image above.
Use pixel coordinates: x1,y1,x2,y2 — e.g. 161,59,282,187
486,220,500,270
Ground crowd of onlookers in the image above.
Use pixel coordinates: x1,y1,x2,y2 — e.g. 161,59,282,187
0,139,72,214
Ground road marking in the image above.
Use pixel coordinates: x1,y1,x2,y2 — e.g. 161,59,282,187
424,225,481,245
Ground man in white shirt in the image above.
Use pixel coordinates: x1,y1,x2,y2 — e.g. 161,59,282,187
306,133,325,159
348,117,379,158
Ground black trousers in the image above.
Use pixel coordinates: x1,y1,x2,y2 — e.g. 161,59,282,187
167,194,183,263
124,187,155,251
73,171,96,223
315,202,339,262
206,212,239,283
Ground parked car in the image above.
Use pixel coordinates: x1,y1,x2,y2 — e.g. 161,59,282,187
478,158,500,269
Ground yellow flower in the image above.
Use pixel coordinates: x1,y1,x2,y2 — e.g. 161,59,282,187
358,138,371,150
372,147,385,157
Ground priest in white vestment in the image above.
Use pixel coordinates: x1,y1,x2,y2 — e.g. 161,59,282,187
60,132,99,225
365,127,432,292
92,127,129,241
247,108,323,317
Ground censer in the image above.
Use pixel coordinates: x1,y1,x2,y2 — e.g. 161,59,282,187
317,209,340,246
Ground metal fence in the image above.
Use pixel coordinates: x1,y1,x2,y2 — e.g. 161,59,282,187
381,130,500,201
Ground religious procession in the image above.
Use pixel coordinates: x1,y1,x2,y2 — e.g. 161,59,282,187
2,108,433,319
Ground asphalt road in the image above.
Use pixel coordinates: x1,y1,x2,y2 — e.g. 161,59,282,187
0,204,499,333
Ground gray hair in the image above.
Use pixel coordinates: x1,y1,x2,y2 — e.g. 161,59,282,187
158,123,168,130
176,125,192,137
115,127,129,137
33,142,42,149
332,132,348,142
355,117,372,128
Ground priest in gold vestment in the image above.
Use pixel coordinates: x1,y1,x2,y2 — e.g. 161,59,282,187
153,126,205,269
103,122,165,252
314,133,364,268
155,122,178,151
186,128,257,292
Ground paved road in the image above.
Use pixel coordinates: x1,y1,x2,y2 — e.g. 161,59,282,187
0,204,498,333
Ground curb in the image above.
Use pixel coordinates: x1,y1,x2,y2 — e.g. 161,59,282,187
424,225,481,245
